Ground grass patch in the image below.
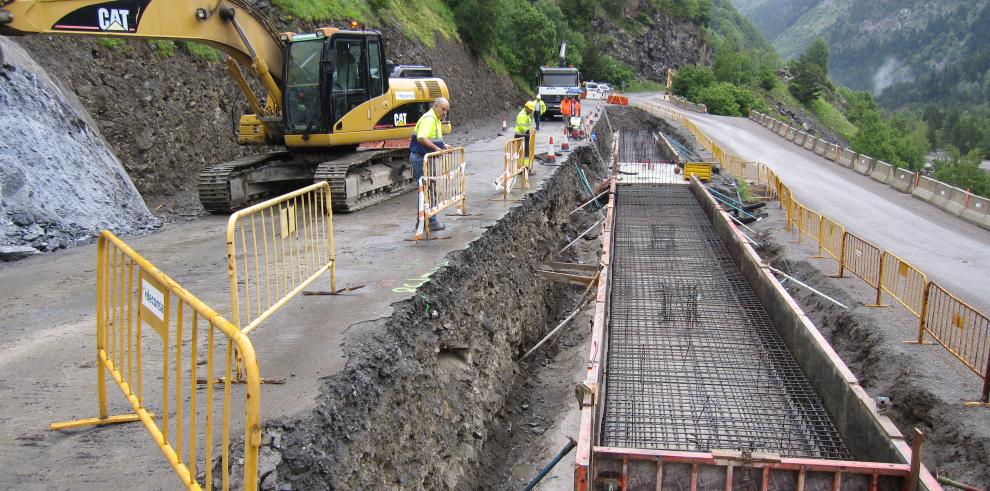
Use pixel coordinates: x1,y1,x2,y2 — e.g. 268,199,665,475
625,79,666,93
97,38,127,51
181,42,225,63
270,0,373,22
377,0,458,48
809,97,857,140
148,40,176,58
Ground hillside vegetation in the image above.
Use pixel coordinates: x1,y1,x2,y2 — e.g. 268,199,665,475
729,0,990,96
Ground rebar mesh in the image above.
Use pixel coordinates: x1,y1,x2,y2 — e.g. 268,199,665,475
600,185,852,460
617,131,683,185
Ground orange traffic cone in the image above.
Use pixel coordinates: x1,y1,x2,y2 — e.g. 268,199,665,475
561,131,570,152
547,137,557,163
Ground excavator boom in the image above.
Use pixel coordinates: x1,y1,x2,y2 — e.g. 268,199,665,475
1,0,284,113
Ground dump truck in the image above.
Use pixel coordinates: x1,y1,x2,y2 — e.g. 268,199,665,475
537,42,580,119
1,0,450,213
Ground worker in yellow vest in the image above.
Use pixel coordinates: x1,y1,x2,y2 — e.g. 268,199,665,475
514,99,545,167
410,97,450,232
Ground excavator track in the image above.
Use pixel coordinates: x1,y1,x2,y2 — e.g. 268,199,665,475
314,148,414,213
196,151,293,214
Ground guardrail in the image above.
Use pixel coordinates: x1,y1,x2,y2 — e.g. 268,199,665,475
749,110,990,232
647,101,990,403
497,137,529,199
51,231,261,490
669,94,707,113
227,182,336,336
416,147,468,240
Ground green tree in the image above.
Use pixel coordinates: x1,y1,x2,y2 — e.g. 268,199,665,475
671,65,716,100
713,36,752,85
697,82,741,116
788,37,830,103
933,148,990,197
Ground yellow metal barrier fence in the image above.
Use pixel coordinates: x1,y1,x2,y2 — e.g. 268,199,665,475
795,202,823,246
227,182,336,335
817,215,845,261
877,251,928,316
919,283,990,402
52,231,261,491
416,147,468,240
497,137,529,199
836,232,883,288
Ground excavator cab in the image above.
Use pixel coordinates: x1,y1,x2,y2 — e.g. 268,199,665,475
283,30,388,138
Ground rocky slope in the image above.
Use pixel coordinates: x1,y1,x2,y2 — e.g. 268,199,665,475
0,39,154,257
730,0,990,93
594,12,712,81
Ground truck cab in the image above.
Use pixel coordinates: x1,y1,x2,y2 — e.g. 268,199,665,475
537,66,581,118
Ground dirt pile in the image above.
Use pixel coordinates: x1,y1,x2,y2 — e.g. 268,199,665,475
0,39,154,257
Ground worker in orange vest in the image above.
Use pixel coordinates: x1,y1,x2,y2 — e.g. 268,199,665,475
572,95,582,117
560,96,573,119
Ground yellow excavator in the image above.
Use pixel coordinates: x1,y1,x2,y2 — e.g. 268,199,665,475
0,0,451,212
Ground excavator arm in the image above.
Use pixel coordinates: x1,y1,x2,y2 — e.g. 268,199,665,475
0,0,284,116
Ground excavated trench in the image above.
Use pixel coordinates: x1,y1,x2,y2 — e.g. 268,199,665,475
212,106,702,490
251,125,618,490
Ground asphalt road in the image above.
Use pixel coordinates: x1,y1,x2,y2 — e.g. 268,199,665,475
0,102,603,490
631,94,990,314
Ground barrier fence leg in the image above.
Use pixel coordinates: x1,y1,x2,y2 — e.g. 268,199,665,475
830,233,847,278
812,216,826,258
865,253,889,308
905,283,932,345
963,347,990,406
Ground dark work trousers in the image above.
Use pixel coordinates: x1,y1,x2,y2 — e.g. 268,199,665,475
410,151,438,227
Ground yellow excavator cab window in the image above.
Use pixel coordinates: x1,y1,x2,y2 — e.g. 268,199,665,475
285,38,325,133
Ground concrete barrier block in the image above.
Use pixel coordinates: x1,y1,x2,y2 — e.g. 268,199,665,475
785,127,797,141
793,132,806,146
771,120,782,133
944,187,969,216
813,139,828,156
826,144,841,161
838,148,855,168
930,182,958,212
803,134,815,150
777,124,790,137
912,176,939,202
854,155,874,175
961,194,990,229
889,168,915,193
870,161,894,184
766,117,776,129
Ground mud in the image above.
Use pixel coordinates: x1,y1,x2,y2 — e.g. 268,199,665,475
750,206,990,487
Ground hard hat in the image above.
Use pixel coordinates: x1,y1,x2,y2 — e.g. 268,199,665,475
525,101,535,110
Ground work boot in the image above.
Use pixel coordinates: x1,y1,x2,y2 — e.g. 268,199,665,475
429,221,446,232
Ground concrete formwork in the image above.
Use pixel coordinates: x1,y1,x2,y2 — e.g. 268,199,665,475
576,176,938,490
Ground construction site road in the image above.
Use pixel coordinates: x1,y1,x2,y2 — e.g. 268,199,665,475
631,93,990,315
0,101,603,490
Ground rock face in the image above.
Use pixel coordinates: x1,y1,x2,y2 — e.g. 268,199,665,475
0,39,154,257
595,13,713,82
